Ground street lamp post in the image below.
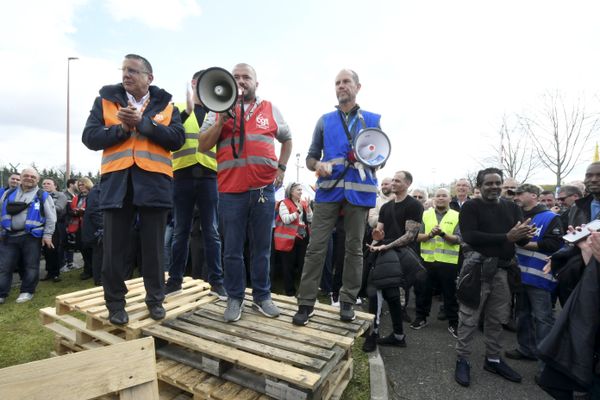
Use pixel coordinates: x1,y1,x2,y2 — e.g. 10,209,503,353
66,56,79,181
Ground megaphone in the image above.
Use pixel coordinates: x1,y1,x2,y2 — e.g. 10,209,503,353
195,67,238,114
353,128,391,168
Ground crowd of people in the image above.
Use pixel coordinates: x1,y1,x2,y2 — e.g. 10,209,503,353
1,53,600,398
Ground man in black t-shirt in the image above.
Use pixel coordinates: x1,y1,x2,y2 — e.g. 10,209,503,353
454,168,535,388
362,170,424,352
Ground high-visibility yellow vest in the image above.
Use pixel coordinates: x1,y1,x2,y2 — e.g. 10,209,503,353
171,103,217,172
420,208,460,264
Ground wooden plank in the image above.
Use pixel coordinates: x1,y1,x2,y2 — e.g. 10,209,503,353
120,381,159,400
210,381,244,400
179,312,337,361
163,318,327,371
192,307,338,350
144,324,321,389
0,337,157,400
203,302,355,348
40,307,125,345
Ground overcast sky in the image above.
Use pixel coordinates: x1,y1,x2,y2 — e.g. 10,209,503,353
1,0,598,190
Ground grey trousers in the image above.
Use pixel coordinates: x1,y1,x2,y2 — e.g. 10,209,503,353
296,201,368,306
456,268,511,360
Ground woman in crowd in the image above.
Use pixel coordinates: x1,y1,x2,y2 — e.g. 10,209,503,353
67,178,94,280
274,183,313,296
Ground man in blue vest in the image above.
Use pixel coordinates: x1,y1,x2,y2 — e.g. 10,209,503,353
293,69,381,325
507,184,563,362
0,167,56,304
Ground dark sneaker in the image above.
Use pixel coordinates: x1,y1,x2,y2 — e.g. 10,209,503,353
210,285,228,301
455,358,471,387
483,358,522,383
504,349,537,361
410,317,427,330
253,299,280,318
340,302,355,321
292,305,315,326
376,333,407,347
448,323,458,339
362,332,378,353
224,298,244,322
165,282,182,297
79,272,92,280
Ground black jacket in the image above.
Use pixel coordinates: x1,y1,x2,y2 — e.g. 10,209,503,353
82,84,185,209
81,186,102,247
568,194,599,227
539,258,600,392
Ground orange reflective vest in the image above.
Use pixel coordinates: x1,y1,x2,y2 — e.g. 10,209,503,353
274,199,310,252
217,100,279,192
101,99,174,177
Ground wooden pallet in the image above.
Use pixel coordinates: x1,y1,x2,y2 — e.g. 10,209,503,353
143,294,372,400
51,276,215,339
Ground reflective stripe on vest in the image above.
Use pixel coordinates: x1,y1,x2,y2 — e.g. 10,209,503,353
420,208,460,264
273,199,308,252
216,100,279,193
314,110,381,207
171,103,217,172
516,210,559,291
1,189,47,238
100,99,174,177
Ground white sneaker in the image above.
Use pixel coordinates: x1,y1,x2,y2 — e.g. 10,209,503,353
16,293,33,303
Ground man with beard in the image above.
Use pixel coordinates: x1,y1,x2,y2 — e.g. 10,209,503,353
505,184,562,364
199,63,292,322
454,168,536,387
362,170,423,352
292,69,381,326
566,162,600,226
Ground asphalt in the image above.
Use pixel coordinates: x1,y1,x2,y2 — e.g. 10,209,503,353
363,296,552,400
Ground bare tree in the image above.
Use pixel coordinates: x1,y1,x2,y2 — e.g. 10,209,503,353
520,91,600,187
485,114,540,182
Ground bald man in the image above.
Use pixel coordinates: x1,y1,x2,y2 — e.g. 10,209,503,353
0,167,56,303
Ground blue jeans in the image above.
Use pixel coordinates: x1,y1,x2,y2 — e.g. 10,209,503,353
516,285,555,357
219,185,275,302
0,234,42,297
169,177,222,287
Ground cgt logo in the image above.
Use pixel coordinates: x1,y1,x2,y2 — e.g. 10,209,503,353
255,113,270,130
154,113,165,123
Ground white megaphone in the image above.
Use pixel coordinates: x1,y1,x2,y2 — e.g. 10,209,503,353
353,128,391,168
195,67,239,114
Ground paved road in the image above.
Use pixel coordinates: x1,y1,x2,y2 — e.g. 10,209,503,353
368,297,552,400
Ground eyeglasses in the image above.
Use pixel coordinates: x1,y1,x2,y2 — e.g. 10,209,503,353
413,195,424,199
557,194,573,202
120,67,150,76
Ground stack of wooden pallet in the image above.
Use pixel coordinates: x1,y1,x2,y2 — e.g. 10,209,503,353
39,277,373,399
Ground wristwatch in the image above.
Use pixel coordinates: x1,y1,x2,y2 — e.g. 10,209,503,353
278,163,287,172
439,231,446,238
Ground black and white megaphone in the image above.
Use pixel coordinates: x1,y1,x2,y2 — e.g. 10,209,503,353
195,67,238,115
353,128,391,168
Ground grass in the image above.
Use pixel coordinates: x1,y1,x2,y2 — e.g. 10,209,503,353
0,268,94,368
0,270,371,399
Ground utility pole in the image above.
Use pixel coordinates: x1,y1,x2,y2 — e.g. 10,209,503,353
66,56,79,181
